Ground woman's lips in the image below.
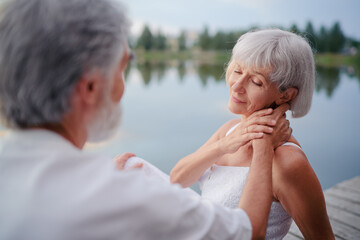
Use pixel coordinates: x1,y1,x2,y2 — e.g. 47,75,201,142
231,95,245,104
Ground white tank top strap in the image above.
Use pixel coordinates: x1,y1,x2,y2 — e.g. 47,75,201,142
282,142,301,149
225,122,241,136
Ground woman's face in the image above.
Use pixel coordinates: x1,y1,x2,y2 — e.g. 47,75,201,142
227,62,282,117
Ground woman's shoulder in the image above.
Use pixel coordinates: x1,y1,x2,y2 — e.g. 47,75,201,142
273,136,311,179
272,137,319,197
272,136,318,201
217,119,242,137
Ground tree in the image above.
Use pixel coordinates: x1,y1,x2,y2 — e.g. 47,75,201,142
346,38,360,49
225,31,240,50
154,31,167,50
317,26,328,53
136,25,153,51
178,31,186,51
304,21,317,51
213,31,226,50
328,22,345,53
199,26,211,50
289,24,301,35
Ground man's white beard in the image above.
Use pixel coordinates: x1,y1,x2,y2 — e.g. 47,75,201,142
86,95,122,143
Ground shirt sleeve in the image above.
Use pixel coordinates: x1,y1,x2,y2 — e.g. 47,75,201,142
140,175,252,240
74,158,252,240
121,157,252,239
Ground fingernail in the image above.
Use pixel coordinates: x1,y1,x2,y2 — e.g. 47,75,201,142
268,127,273,132
271,120,276,125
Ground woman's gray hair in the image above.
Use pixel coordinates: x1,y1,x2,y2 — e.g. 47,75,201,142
0,0,129,128
227,28,315,118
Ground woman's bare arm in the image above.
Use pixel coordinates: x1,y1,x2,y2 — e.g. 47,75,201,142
239,103,291,239
170,108,278,187
170,119,264,187
239,139,274,239
273,146,334,239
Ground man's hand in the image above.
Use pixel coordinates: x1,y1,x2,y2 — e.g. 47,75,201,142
265,103,292,148
114,152,143,170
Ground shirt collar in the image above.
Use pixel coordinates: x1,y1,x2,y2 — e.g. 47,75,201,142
5,128,80,152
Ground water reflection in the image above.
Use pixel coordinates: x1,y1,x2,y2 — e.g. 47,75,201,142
136,61,169,86
345,65,360,87
133,61,360,96
177,62,186,81
197,64,226,86
316,66,340,97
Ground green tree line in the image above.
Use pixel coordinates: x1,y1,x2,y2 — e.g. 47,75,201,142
135,22,359,54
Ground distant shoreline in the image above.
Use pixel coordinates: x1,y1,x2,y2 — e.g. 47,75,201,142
134,49,360,68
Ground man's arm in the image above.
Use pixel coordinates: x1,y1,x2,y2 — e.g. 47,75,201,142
134,174,253,240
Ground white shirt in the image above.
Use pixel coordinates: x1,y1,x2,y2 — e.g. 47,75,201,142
0,129,252,240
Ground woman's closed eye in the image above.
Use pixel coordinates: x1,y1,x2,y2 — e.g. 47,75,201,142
252,78,263,86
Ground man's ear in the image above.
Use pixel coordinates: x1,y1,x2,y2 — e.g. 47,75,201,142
76,71,104,106
275,87,298,105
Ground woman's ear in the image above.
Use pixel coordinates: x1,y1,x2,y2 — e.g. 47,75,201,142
275,87,298,105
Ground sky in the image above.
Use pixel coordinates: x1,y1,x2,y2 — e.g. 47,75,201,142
122,0,360,40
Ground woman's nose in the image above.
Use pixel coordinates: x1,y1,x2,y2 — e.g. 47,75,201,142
231,76,246,93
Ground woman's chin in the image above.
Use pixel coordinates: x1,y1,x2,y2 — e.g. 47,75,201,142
228,104,245,115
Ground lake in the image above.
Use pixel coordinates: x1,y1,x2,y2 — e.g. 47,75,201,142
0,61,359,191
86,61,360,191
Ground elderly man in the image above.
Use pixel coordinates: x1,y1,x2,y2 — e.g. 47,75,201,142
0,0,291,239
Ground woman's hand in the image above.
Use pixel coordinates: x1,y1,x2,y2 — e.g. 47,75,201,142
114,152,143,170
263,104,292,148
218,108,279,154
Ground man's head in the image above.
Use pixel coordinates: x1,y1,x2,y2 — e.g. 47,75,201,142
0,0,130,141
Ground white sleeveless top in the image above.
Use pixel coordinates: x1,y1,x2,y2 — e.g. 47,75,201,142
199,123,297,240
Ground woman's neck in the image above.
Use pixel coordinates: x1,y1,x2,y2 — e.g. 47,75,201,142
240,114,251,121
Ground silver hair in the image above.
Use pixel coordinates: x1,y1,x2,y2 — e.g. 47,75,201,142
0,0,129,128
227,28,315,118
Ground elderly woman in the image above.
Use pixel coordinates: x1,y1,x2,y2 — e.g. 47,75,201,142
170,29,334,239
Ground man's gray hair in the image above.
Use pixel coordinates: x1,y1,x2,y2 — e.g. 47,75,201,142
227,29,315,118
0,0,129,128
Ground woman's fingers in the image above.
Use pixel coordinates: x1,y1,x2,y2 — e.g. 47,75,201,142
114,152,136,170
245,104,290,127
249,108,273,118
223,131,264,153
273,103,290,119
247,116,277,127
241,132,264,144
246,124,273,134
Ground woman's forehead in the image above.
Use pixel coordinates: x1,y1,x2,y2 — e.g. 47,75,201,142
233,61,272,76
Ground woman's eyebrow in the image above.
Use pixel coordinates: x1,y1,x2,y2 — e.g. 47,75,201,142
253,70,266,79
